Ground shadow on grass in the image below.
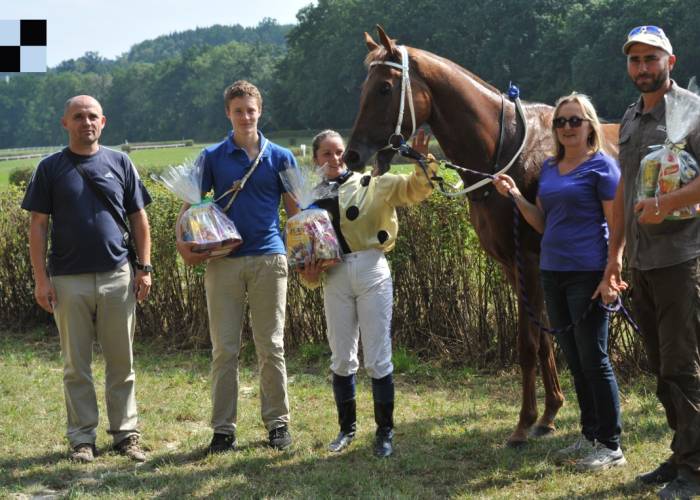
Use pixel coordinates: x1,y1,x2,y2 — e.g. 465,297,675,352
0,330,670,498
0,411,665,498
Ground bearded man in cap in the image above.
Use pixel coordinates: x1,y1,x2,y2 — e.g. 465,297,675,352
603,25,700,499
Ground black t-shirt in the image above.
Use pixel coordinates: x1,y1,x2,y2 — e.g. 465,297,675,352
21,147,152,276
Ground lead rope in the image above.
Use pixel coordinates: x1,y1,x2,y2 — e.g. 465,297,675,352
395,143,641,336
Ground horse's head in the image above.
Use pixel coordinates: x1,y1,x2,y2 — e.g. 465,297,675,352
344,26,432,174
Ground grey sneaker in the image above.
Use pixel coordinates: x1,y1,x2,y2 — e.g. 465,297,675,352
71,443,96,463
575,442,626,472
115,435,146,462
554,435,595,462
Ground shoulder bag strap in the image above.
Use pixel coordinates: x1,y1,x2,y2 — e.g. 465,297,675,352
215,138,269,212
68,153,138,263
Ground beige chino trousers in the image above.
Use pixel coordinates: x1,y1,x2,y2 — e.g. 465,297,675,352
52,263,138,447
205,254,290,435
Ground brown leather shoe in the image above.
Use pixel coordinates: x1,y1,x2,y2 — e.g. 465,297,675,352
71,443,96,463
115,435,146,462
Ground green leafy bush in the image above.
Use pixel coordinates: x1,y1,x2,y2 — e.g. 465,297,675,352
9,167,35,187
0,182,645,372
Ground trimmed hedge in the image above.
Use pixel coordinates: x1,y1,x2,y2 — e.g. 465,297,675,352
0,180,645,372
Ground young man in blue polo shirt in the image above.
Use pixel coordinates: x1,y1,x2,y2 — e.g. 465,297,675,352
177,80,299,452
22,95,153,463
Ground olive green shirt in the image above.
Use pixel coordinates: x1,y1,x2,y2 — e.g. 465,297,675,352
619,82,700,270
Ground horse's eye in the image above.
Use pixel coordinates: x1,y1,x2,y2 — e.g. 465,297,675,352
379,82,392,95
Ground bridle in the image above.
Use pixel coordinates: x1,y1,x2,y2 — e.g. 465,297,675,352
369,45,416,151
368,45,530,197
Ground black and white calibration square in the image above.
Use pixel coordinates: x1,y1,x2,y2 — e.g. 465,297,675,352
0,19,47,72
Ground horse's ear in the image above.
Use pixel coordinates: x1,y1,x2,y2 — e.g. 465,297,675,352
376,24,399,58
364,32,379,52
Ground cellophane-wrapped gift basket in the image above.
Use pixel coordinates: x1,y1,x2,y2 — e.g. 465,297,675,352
154,155,243,257
636,90,700,220
280,163,341,269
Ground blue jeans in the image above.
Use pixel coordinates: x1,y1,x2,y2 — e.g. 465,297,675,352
541,270,622,450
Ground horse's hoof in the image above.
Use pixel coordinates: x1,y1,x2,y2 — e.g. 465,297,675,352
529,425,556,439
505,438,527,448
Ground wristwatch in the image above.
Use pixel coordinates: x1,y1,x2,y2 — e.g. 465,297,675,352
135,262,153,273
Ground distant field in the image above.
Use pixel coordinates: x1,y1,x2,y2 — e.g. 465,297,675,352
0,132,440,189
1,148,432,190
0,145,206,188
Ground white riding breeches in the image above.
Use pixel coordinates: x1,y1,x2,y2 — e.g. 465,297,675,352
323,249,394,379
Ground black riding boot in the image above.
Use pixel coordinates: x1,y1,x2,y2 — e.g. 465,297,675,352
329,373,356,452
372,374,395,458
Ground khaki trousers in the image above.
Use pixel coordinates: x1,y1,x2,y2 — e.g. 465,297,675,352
205,254,290,434
52,263,138,447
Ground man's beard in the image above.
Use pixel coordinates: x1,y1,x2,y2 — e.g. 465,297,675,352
633,67,669,93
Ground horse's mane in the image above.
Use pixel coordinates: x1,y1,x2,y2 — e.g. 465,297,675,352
365,45,555,113
365,45,501,96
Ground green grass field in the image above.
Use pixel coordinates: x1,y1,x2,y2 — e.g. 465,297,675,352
0,146,207,188
0,329,672,499
0,141,430,189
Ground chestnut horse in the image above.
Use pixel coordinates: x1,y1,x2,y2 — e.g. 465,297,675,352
344,26,619,446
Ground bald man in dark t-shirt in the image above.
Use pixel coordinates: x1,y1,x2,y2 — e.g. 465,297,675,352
22,95,152,463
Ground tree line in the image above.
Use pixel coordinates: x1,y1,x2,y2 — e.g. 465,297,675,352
1,0,698,148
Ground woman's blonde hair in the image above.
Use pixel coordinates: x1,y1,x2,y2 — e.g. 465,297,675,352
551,92,604,161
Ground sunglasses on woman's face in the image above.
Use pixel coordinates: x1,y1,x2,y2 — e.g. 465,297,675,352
553,116,587,129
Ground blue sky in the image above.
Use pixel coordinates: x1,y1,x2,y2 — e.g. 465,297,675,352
1,0,314,67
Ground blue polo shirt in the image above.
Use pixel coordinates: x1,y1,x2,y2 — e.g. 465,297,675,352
538,151,620,271
201,130,296,257
21,147,151,276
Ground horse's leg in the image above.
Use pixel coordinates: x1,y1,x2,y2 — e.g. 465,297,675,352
526,264,564,437
531,327,564,437
507,295,539,447
505,259,539,447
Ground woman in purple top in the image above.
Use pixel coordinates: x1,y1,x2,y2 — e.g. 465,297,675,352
494,93,626,472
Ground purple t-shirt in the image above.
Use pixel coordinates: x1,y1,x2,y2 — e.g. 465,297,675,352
538,151,620,271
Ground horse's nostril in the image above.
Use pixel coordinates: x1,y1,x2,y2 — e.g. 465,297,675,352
343,150,361,167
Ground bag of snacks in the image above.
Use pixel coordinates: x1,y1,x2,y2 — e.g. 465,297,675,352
636,90,700,220
280,163,341,269
153,155,243,257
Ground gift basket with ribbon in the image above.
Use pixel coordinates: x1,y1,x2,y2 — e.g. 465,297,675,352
153,155,243,257
636,90,700,220
280,163,341,269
